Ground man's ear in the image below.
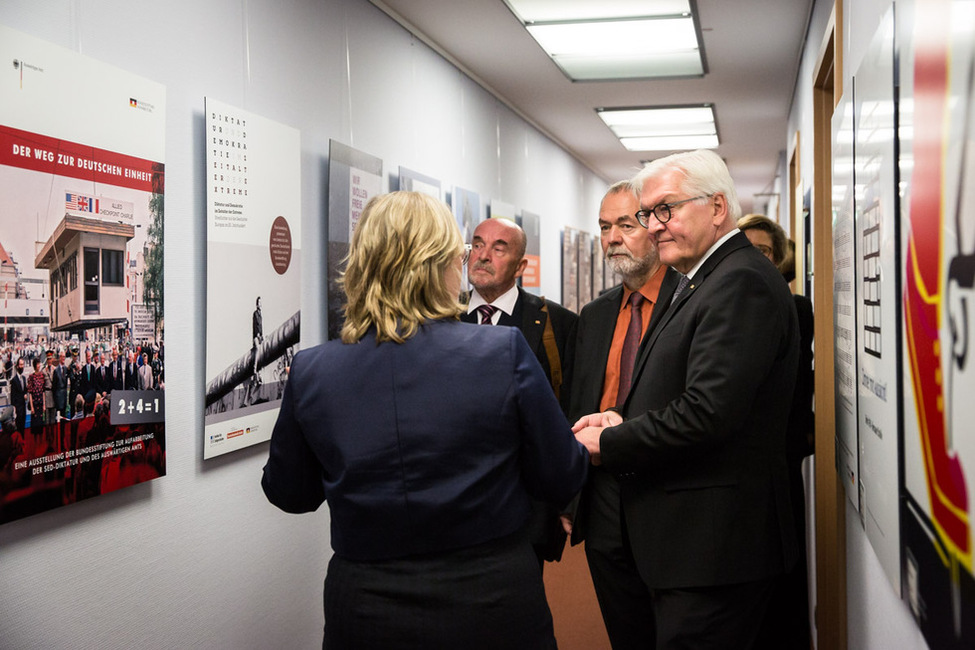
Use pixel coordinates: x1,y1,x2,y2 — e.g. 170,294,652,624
711,193,728,224
514,257,529,279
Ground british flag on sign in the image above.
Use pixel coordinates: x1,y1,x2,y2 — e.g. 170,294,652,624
65,192,99,213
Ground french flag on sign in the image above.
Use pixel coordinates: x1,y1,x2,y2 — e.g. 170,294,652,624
66,193,99,213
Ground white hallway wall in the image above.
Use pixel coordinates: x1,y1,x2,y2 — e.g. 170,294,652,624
0,1,607,647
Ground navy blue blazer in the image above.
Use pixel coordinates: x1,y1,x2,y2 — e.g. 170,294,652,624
262,319,589,561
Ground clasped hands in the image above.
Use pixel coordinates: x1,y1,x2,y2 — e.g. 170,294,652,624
571,410,623,466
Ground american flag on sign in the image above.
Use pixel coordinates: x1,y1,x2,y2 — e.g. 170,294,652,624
65,193,99,213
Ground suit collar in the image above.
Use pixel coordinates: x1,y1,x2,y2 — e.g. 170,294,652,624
622,234,752,408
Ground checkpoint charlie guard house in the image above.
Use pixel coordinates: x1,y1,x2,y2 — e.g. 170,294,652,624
34,211,134,333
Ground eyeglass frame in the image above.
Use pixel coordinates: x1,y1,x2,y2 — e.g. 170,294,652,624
634,194,713,228
461,243,473,265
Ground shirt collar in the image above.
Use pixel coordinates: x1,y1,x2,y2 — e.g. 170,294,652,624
685,228,739,281
619,263,667,313
467,284,519,316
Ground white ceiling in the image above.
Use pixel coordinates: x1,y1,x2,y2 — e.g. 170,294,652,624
369,0,815,215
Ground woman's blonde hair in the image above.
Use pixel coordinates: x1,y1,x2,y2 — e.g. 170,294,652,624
339,191,465,344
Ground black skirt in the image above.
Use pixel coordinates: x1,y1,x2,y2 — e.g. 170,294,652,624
323,530,557,649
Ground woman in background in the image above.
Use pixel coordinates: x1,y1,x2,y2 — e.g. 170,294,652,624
263,191,589,649
738,213,814,650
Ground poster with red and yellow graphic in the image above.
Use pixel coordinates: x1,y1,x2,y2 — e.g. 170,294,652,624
900,0,975,645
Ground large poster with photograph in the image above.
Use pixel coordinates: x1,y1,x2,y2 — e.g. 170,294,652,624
519,210,541,296
562,227,579,313
854,7,901,593
452,186,480,245
0,25,166,524
900,0,975,645
327,140,382,340
577,231,593,309
203,99,300,459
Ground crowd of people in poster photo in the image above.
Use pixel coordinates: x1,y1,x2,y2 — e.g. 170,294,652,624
0,334,165,518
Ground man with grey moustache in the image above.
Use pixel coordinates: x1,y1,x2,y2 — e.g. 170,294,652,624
461,216,579,570
566,180,679,648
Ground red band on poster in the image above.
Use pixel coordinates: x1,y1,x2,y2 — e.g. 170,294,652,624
0,124,163,193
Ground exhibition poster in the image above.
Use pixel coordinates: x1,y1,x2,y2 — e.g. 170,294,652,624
452,186,480,295
203,99,301,459
831,89,860,512
326,140,382,340
398,166,441,200
562,227,579,314
900,0,975,645
0,25,166,524
854,8,902,594
520,210,541,295
593,236,607,295
577,231,593,308
452,186,480,245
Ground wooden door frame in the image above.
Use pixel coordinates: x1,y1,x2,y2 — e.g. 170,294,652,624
811,3,847,649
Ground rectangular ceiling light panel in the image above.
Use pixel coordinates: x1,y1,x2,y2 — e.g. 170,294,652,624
507,0,704,80
598,105,719,152
506,0,691,23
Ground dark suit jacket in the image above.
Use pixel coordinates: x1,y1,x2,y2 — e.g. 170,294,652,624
123,362,139,391
567,268,680,544
10,371,27,414
602,232,799,589
462,287,578,410
461,287,579,560
262,319,589,561
51,365,68,412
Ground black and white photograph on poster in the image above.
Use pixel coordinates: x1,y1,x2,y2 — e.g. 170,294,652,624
398,166,441,200
203,98,301,459
0,25,166,524
327,140,383,340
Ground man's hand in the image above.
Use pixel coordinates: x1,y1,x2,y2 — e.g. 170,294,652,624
559,514,573,535
575,426,604,465
571,410,623,432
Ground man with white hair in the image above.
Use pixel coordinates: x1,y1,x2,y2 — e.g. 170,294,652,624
574,150,800,649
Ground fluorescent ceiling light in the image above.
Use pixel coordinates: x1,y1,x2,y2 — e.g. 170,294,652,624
620,134,719,151
598,105,719,152
506,0,691,22
505,0,705,80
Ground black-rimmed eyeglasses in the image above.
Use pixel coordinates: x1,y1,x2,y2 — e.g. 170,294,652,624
635,194,713,228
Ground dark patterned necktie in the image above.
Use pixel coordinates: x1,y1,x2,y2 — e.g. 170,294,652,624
671,274,690,304
616,291,645,406
476,304,498,325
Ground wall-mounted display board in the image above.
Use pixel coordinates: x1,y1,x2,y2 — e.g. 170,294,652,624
899,0,975,646
398,166,441,200
577,231,593,308
203,99,301,459
519,210,541,296
592,237,606,296
854,8,902,595
0,25,166,523
561,227,579,313
451,186,480,245
326,140,383,340
832,85,860,512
